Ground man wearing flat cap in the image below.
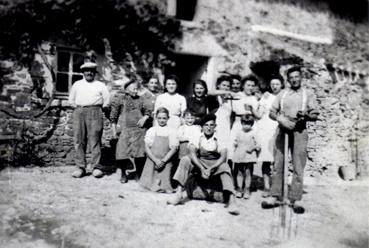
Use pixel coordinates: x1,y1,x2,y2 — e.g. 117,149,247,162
69,62,110,178
264,66,319,213
168,114,239,215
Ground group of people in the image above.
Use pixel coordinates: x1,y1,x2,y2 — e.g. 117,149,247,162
68,61,319,215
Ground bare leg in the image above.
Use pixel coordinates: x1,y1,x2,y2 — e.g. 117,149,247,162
244,163,253,199
262,162,272,197
235,163,245,197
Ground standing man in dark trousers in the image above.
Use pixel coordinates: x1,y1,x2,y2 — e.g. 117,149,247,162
263,66,319,213
69,62,110,178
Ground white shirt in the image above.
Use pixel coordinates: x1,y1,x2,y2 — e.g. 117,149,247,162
154,93,186,117
145,125,179,149
189,132,226,152
233,92,258,115
69,79,110,107
177,124,201,142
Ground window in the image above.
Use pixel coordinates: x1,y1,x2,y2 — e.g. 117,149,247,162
167,0,197,21
55,48,85,96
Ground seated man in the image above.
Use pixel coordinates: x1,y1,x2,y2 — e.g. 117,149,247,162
167,114,239,215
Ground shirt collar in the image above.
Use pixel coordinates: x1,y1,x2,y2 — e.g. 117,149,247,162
200,132,217,141
289,87,303,93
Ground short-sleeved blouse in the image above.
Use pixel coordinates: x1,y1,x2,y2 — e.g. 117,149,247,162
154,93,186,117
145,126,179,149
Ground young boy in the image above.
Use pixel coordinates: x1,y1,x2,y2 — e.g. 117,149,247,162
177,110,201,159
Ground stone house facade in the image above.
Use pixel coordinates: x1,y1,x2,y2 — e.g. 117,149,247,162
0,0,368,179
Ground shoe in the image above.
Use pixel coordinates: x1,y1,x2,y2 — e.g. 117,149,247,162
167,193,183,205
290,201,305,214
261,197,279,209
227,204,240,215
72,168,85,178
120,173,128,184
92,169,104,178
236,191,243,198
243,189,251,199
262,189,270,198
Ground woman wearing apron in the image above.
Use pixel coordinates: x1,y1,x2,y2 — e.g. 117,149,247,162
110,80,151,183
140,107,179,192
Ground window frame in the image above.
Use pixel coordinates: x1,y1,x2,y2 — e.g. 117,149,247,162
166,0,197,22
54,47,85,98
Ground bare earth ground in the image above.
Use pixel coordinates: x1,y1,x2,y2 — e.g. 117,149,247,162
0,166,368,248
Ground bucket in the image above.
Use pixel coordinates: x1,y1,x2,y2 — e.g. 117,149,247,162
338,166,356,181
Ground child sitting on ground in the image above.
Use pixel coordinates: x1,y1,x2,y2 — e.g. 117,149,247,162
232,114,261,199
177,110,201,159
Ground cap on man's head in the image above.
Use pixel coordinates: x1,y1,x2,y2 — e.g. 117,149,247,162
199,113,216,126
80,62,98,71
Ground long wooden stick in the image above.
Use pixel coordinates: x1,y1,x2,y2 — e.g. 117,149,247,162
281,132,289,228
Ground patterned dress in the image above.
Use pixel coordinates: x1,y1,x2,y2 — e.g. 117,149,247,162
110,93,150,160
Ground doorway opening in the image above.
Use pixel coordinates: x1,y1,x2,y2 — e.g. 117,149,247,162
169,53,209,97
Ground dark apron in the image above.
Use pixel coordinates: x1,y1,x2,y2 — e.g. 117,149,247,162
116,101,146,160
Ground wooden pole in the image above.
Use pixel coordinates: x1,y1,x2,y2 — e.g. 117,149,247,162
281,132,289,228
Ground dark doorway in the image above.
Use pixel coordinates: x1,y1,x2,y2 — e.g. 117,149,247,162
170,54,209,97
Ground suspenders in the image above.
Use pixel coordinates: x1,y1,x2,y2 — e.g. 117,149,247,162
280,88,307,114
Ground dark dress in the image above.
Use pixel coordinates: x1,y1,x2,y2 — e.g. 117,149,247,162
186,95,219,124
110,93,150,160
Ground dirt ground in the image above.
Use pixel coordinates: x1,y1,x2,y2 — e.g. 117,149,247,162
0,166,368,248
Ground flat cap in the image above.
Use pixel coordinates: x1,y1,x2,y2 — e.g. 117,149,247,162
199,113,216,126
80,62,98,71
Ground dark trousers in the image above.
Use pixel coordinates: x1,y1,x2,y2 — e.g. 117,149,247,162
270,128,308,201
73,106,103,170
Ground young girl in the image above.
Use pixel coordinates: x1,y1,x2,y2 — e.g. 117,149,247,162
154,75,186,129
139,107,179,192
177,110,201,159
233,114,261,199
